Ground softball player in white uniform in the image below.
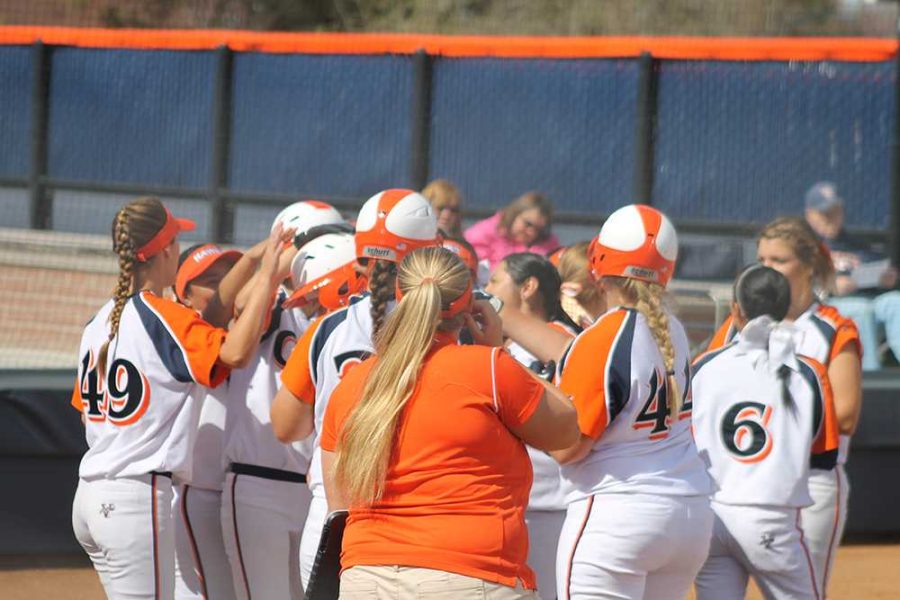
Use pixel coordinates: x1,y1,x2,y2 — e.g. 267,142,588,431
71,197,285,599
709,217,863,595
220,290,311,600
217,202,355,600
171,244,244,600
552,205,713,600
271,189,438,589
692,265,840,600
486,251,579,600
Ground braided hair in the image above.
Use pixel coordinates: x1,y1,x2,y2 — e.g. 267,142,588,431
610,278,681,420
97,197,168,374
369,259,398,339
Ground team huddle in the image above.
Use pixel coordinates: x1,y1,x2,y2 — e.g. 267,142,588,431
70,190,860,600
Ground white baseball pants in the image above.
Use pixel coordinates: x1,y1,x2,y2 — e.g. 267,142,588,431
221,471,312,600
695,501,821,600
73,473,175,600
801,466,849,598
525,509,566,600
556,493,712,600
299,493,329,591
173,484,237,600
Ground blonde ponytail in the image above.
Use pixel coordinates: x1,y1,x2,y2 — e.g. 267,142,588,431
617,278,681,420
334,247,470,506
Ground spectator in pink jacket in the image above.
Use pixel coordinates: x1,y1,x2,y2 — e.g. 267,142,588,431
464,191,560,269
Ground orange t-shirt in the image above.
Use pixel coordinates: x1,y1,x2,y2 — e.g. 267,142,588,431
320,339,544,589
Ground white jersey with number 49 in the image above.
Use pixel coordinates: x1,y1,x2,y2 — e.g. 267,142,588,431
691,336,840,508
71,292,229,482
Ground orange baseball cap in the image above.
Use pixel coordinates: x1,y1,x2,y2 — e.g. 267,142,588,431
175,244,242,302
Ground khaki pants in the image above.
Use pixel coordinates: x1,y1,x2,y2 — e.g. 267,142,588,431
340,565,538,599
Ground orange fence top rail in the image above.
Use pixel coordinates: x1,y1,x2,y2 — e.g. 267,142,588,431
0,26,896,62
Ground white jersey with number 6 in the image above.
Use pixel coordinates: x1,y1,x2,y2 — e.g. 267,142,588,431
691,338,840,508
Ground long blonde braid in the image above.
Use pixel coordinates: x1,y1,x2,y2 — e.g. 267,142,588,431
97,197,168,374
618,278,681,419
98,209,135,374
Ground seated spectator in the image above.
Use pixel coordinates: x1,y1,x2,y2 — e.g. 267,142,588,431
464,191,560,270
805,181,900,370
422,178,464,238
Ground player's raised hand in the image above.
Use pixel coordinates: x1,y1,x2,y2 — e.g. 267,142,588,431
260,222,288,288
464,299,504,347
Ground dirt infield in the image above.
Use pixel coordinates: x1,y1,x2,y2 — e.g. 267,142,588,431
2,543,898,599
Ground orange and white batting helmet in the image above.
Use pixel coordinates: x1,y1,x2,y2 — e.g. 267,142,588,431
440,238,478,276
285,233,366,310
355,189,438,263
589,204,678,287
271,200,345,235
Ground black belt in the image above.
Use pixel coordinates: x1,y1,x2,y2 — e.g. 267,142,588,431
229,463,307,484
151,471,173,479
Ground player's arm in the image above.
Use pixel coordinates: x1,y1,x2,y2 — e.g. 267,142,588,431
828,346,862,435
271,385,314,443
499,304,572,364
507,375,579,452
200,238,267,328
320,449,347,511
217,225,286,368
550,314,627,464
270,319,320,443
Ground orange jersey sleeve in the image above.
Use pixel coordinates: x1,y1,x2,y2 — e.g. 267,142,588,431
138,292,229,387
280,316,323,405
319,358,375,453
558,310,630,439
818,305,863,364
492,348,545,429
800,356,840,457
70,377,81,411
706,314,736,353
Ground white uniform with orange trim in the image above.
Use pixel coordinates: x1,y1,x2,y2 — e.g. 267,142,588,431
220,293,313,600
507,321,574,600
691,321,840,600
794,303,860,596
554,307,713,600
707,302,860,595
280,293,380,589
173,384,237,600
71,291,229,600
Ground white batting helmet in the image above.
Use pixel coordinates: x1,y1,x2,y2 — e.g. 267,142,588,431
271,200,345,236
589,204,679,287
285,233,366,310
354,189,438,263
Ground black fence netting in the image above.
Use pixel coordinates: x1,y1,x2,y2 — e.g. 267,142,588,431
0,37,897,368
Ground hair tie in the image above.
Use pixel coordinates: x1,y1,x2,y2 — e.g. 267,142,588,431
666,370,675,376
421,277,435,285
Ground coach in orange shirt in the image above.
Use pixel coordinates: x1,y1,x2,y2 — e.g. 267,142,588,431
319,246,578,599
